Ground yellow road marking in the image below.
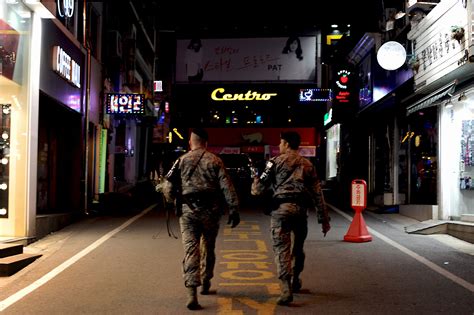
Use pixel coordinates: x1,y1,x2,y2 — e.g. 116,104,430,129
218,217,277,314
222,253,269,260
220,261,271,269
217,297,244,314
219,283,280,295
238,297,276,314
220,269,274,280
221,240,267,252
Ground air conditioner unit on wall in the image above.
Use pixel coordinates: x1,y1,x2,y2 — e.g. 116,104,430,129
107,30,122,58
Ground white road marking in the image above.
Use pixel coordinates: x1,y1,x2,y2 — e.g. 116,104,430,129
0,204,156,312
329,204,474,293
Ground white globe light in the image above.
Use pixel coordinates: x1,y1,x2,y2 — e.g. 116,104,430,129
377,41,407,71
0,208,6,215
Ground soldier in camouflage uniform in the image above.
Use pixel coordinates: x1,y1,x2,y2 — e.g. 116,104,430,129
251,131,331,306
163,128,240,310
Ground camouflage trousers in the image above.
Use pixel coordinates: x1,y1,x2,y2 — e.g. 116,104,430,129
270,205,308,280
179,206,220,288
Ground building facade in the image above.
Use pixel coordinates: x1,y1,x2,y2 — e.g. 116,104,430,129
1,0,158,241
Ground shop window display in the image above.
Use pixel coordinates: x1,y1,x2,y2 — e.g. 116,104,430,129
0,1,31,221
0,104,10,218
409,110,438,204
460,120,474,189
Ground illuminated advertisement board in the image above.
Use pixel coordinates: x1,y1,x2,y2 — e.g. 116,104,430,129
334,69,352,103
106,93,145,114
299,88,332,102
331,67,358,121
176,37,318,82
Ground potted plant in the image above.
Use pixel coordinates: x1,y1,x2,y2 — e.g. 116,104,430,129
451,25,465,43
408,55,420,74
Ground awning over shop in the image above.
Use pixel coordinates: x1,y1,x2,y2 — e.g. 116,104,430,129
406,81,456,116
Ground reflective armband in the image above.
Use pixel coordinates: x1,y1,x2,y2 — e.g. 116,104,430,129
259,160,275,183
165,158,181,184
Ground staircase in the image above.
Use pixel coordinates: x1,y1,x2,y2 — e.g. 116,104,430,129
0,243,42,277
405,220,474,244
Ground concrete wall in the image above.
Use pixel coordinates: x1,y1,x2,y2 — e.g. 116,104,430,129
399,205,438,221
36,214,74,240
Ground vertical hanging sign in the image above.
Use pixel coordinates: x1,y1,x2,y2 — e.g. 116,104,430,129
99,129,107,194
334,69,352,103
57,0,75,18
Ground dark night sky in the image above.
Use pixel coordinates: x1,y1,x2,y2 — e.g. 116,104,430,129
152,0,383,37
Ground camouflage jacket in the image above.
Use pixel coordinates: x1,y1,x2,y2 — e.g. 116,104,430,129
163,148,239,213
251,150,329,221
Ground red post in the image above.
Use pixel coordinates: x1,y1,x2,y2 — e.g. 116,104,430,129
344,179,372,242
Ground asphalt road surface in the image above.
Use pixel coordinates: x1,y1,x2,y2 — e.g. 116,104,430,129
0,202,473,314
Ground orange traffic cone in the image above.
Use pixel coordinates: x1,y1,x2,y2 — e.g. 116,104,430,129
344,211,372,242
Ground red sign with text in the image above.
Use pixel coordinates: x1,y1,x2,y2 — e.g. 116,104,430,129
350,179,367,211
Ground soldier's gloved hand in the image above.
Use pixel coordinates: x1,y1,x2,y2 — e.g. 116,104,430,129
227,211,240,228
322,219,331,237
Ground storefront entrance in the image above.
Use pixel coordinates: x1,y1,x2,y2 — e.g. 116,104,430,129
37,93,82,214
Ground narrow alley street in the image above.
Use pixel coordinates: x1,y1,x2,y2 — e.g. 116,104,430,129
0,203,473,314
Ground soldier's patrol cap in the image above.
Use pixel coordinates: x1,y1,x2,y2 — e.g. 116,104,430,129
191,128,208,141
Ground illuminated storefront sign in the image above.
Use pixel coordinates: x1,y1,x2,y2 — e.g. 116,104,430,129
299,88,332,102
335,91,351,103
106,93,145,114
98,129,107,194
407,0,468,89
334,69,353,103
57,0,74,18
154,80,163,92
377,41,406,71
52,46,81,88
211,88,277,101
324,108,333,126
336,70,351,89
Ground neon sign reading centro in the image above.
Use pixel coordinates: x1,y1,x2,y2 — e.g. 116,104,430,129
52,46,81,88
211,88,277,101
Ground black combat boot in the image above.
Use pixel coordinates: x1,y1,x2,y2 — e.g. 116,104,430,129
277,278,293,306
200,279,211,295
186,286,201,310
292,274,302,293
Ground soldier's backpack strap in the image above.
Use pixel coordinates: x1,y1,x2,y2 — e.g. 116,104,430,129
186,150,206,181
